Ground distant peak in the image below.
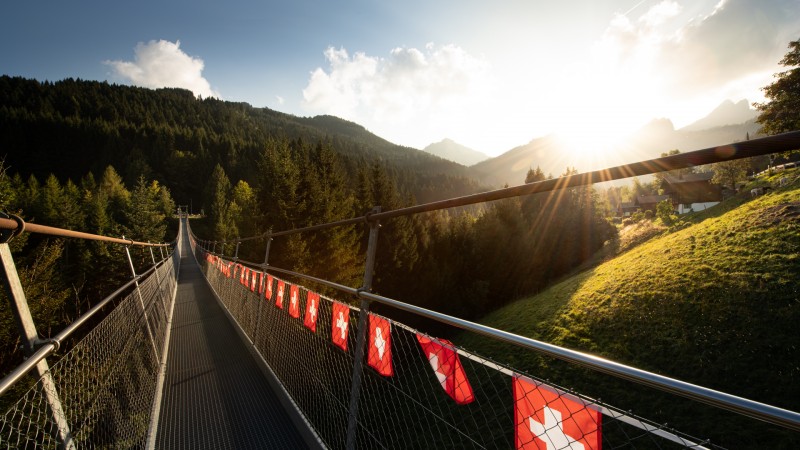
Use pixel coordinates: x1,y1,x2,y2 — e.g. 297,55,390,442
422,138,489,166
681,98,756,131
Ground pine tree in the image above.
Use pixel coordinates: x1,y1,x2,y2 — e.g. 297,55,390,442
755,39,800,135
305,142,363,286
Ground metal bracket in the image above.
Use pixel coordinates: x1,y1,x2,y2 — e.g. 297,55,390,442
0,212,26,243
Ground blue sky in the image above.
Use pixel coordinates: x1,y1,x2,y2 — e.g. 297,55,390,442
2,0,798,156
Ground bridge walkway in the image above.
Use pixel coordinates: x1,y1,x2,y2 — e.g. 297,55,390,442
155,223,307,449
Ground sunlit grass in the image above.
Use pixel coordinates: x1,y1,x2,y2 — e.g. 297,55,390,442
457,170,800,446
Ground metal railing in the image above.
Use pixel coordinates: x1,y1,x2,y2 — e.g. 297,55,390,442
190,132,800,449
0,214,180,449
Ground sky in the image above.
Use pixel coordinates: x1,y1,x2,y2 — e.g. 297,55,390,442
1,0,798,157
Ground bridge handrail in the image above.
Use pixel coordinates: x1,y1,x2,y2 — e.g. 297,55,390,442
195,132,800,436
199,130,800,245
0,215,173,247
226,256,800,433
0,252,174,396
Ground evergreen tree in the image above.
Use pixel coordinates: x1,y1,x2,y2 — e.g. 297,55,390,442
305,142,363,286
755,38,800,135
125,176,168,243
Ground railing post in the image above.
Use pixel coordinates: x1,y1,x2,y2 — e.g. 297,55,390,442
262,230,273,268
254,230,273,343
345,206,381,450
0,242,75,449
148,244,169,318
123,237,160,363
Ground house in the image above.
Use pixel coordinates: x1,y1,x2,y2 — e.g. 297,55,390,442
635,194,672,213
660,172,722,214
617,201,639,217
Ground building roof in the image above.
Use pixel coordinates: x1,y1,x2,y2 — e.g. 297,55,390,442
636,194,671,205
662,172,714,184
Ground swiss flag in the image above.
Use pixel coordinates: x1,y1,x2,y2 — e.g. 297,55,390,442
288,285,300,318
240,266,246,285
415,334,475,405
275,280,285,309
258,272,264,294
331,302,350,351
367,314,393,376
265,274,274,300
304,292,320,332
250,270,257,292
513,375,601,450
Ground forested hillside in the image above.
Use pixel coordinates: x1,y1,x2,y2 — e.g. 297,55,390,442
0,76,482,207
0,74,620,336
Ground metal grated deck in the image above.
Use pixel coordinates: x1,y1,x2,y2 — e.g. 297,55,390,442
155,231,307,449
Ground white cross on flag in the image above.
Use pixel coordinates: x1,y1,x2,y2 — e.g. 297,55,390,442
367,314,393,376
513,375,601,450
288,284,300,318
331,302,350,351
265,274,273,301
258,272,264,294
415,333,475,405
250,270,257,292
275,280,285,309
239,265,246,285
304,291,320,332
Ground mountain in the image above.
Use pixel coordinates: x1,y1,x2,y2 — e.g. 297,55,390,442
680,99,758,131
469,135,570,186
469,115,762,188
0,76,486,205
422,139,489,166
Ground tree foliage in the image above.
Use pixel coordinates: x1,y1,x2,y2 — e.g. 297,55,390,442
756,38,800,135
711,158,750,190
0,161,175,376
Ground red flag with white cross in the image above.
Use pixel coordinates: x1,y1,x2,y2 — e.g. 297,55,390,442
331,302,350,351
275,280,285,309
265,274,273,300
288,285,300,318
304,292,320,332
367,314,393,376
415,333,475,405
513,374,601,450
258,272,264,294
250,270,257,292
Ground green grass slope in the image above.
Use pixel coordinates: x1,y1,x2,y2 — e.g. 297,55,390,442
459,171,800,447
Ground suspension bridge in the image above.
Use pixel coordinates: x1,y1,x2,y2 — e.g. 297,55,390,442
1,132,800,449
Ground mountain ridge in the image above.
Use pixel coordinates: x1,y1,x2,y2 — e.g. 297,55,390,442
421,138,489,166
680,99,757,131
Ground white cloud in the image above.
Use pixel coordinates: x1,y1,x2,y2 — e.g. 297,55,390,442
588,0,800,126
275,95,285,105
105,40,219,98
302,44,491,147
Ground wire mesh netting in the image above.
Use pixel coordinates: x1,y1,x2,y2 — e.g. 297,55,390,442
195,244,719,450
0,246,179,449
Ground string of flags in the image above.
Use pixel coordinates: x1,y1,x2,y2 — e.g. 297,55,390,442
201,250,602,449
